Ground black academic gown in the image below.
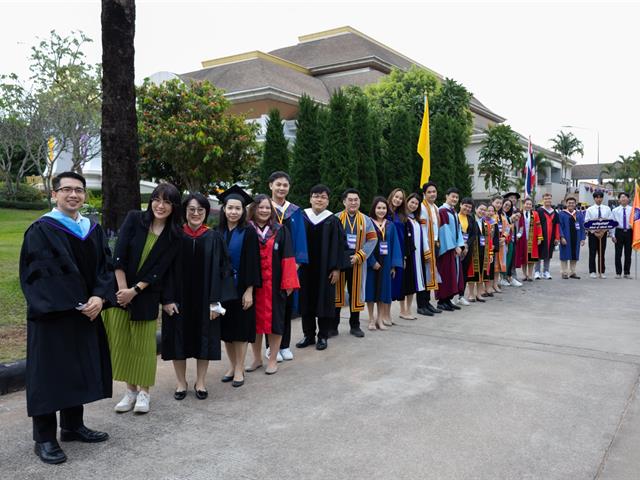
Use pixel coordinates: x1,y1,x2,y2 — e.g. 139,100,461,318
161,228,236,360
19,217,115,417
461,214,479,281
299,211,346,319
220,225,261,343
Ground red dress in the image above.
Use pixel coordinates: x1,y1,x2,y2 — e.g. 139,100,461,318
253,223,299,335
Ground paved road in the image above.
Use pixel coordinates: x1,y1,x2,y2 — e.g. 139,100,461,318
1,249,639,479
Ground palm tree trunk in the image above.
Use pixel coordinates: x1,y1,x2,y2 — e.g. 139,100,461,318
101,0,140,234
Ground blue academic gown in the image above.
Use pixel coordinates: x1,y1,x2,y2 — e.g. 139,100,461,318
365,220,403,304
558,210,585,261
387,213,405,301
275,202,309,313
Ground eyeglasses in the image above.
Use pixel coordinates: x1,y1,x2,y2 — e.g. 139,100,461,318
55,187,86,195
187,207,206,214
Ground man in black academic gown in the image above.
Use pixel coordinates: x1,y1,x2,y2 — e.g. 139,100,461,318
19,172,114,465
296,184,346,350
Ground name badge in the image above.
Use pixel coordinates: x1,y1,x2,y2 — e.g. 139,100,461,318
480,235,486,247
274,242,279,251
517,232,523,239
379,241,388,255
498,224,503,232
347,234,357,250
575,222,580,230
462,233,469,242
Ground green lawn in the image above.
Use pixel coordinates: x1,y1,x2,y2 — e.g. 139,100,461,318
0,208,47,362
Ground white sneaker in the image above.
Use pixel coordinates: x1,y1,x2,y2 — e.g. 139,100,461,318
615,274,622,279
280,348,294,361
499,279,511,287
510,278,523,287
589,272,597,279
114,389,138,413
544,271,552,280
600,273,607,279
133,391,150,414
534,271,541,280
458,296,470,306
451,296,460,306
265,347,283,362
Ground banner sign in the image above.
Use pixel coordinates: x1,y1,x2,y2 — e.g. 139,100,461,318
584,219,618,231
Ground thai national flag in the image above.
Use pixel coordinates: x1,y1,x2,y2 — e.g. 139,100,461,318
525,136,535,199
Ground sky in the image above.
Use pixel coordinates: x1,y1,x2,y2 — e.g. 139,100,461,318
1,0,639,165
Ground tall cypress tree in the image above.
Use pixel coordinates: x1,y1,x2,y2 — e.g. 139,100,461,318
259,108,289,192
350,96,377,207
321,90,356,211
383,108,414,196
290,95,321,206
429,112,456,202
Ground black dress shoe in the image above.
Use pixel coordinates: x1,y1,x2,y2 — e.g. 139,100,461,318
221,375,234,383
296,336,316,348
34,441,67,464
327,329,339,338
194,384,208,400
174,389,187,400
349,327,365,338
417,307,434,317
60,425,109,443
426,303,442,314
447,301,461,310
316,338,328,350
437,302,454,312
232,377,244,388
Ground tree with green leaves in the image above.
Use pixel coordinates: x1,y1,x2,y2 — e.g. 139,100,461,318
137,78,258,193
258,108,289,192
350,95,377,206
604,152,640,194
549,131,584,182
478,124,524,194
382,108,414,196
289,95,321,205
321,90,356,210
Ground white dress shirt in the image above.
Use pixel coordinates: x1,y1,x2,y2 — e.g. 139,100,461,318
612,205,632,231
585,203,613,235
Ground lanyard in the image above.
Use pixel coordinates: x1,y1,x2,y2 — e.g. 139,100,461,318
273,201,288,225
375,220,386,240
346,213,358,233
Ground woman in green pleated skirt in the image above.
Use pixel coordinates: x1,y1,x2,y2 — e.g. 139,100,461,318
102,184,181,414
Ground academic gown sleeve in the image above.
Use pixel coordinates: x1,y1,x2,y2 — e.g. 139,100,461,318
389,222,404,269
357,215,378,263
578,212,586,241
209,231,237,304
240,227,262,290
289,208,309,265
330,218,348,272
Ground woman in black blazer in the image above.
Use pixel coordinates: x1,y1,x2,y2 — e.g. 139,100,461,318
102,183,181,415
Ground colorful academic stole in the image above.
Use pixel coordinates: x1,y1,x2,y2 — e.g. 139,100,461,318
335,211,374,312
423,201,439,291
526,212,544,262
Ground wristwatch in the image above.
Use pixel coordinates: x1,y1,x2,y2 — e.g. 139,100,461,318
133,284,142,294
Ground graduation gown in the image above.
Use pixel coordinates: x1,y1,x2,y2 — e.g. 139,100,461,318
484,217,500,280
403,215,429,295
161,225,236,360
436,206,465,300
335,210,377,312
467,218,493,283
494,212,512,273
421,201,439,291
299,209,346,319
559,210,586,261
253,223,300,335
20,217,114,417
365,219,403,304
220,225,261,343
387,212,406,301
536,207,560,259
459,213,478,282
515,210,544,265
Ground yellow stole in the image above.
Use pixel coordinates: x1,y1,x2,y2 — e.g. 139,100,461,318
423,200,438,290
335,211,366,311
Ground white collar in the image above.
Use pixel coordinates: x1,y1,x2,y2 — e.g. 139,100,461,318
272,200,290,212
304,208,332,225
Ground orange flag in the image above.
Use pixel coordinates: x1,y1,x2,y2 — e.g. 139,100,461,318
632,182,640,251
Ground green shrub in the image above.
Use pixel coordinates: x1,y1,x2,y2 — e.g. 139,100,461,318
0,200,49,210
0,182,44,203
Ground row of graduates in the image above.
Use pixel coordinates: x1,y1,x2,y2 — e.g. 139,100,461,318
18,169,588,465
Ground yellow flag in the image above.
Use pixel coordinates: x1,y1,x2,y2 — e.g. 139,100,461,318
417,95,430,187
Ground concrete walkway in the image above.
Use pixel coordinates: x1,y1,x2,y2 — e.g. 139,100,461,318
1,249,639,479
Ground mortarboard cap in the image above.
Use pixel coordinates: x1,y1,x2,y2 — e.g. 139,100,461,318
217,185,254,206
503,192,521,200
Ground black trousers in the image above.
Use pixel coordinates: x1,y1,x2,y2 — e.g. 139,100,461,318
333,267,360,330
416,289,435,309
588,233,608,274
615,229,632,275
32,405,83,442
302,316,331,340
266,294,293,350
